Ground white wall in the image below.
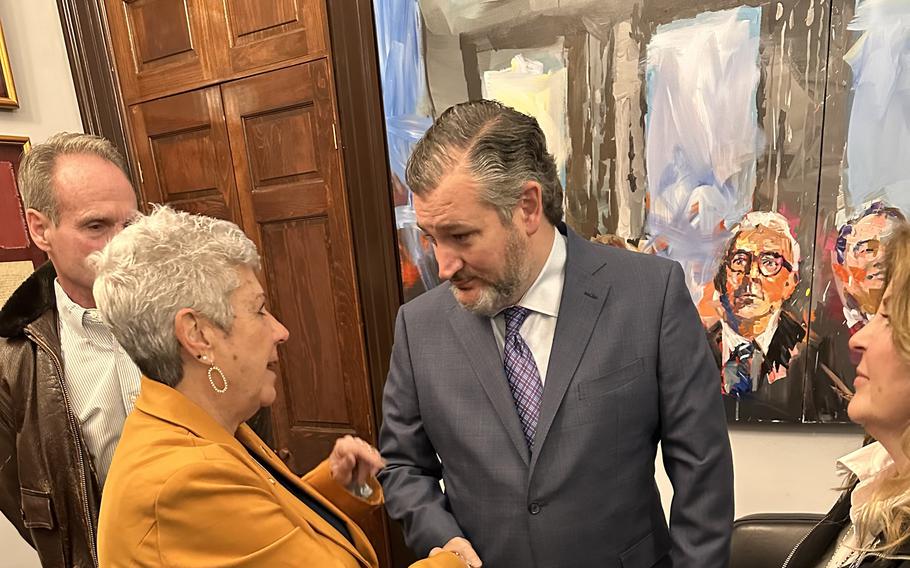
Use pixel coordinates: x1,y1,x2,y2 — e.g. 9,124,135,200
0,1,82,566
656,426,865,521
0,0,82,142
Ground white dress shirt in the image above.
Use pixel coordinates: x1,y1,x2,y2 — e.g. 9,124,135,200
491,230,567,385
720,311,779,363
819,442,910,567
55,280,141,486
837,441,900,530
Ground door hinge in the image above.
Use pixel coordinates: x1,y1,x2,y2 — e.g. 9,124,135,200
332,123,338,150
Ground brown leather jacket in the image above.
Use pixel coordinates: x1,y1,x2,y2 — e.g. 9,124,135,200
0,263,275,567
0,262,99,567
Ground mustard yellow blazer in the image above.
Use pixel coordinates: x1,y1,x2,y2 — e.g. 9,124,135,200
98,378,461,568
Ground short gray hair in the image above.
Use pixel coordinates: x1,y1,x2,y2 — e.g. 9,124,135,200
736,211,801,266
91,206,260,387
18,132,130,223
406,100,564,226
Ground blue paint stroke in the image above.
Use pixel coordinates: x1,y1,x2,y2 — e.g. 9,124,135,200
644,7,764,304
374,0,433,182
373,0,439,293
844,0,910,213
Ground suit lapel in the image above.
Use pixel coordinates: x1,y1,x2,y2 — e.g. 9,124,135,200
448,301,531,465
236,427,371,566
530,229,610,470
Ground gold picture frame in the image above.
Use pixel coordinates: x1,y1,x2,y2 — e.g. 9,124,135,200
0,135,29,156
0,21,18,109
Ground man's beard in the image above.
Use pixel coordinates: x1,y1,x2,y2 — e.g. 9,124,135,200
451,227,530,317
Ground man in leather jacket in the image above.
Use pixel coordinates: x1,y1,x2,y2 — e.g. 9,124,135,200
0,133,141,567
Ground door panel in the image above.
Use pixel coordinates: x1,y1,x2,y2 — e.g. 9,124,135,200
214,0,326,75
262,218,351,427
129,87,241,222
221,60,373,476
105,0,218,102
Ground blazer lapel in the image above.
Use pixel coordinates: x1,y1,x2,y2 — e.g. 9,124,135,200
448,300,531,465
237,427,372,566
530,229,610,470
137,380,372,566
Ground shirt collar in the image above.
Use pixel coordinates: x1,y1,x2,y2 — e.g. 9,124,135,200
836,441,894,484
54,279,106,332
720,310,780,360
835,442,899,529
514,230,566,318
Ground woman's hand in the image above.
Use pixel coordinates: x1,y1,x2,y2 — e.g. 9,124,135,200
328,435,385,495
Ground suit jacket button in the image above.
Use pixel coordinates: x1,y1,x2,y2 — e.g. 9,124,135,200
528,502,541,515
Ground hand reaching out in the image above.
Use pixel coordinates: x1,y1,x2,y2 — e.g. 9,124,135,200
328,435,385,495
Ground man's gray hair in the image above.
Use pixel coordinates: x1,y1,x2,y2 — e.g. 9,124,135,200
18,132,130,223
406,100,564,226
736,211,801,266
91,206,260,387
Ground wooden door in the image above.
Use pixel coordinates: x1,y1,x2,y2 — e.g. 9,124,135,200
104,0,219,102
221,60,374,475
211,0,327,75
129,87,241,222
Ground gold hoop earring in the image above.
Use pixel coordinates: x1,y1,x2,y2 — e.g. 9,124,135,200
208,364,228,394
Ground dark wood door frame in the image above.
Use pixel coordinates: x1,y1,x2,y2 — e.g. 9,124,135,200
324,2,412,565
55,0,136,179
324,0,403,441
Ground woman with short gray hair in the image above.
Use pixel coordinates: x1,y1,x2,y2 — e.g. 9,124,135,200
92,206,463,568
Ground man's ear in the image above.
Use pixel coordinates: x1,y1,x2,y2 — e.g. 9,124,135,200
516,181,544,235
174,308,215,362
26,209,53,252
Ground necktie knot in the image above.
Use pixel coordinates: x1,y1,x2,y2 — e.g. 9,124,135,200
503,306,532,336
724,341,756,395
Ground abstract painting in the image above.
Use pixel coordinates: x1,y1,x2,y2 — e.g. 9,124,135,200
806,0,910,422
373,0,901,423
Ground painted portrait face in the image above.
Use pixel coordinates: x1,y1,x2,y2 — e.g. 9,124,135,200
838,213,900,316
414,168,530,316
722,225,798,333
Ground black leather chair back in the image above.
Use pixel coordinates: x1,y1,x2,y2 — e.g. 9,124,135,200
730,513,824,568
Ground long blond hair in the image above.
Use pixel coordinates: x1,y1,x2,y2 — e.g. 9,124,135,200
853,222,910,557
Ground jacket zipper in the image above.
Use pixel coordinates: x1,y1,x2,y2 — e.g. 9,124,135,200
27,331,98,568
781,516,826,568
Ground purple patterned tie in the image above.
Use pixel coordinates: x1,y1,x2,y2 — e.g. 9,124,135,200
502,306,543,448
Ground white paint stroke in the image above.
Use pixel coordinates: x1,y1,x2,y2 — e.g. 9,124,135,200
483,54,570,173
843,0,910,212
644,6,764,303
612,20,645,240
